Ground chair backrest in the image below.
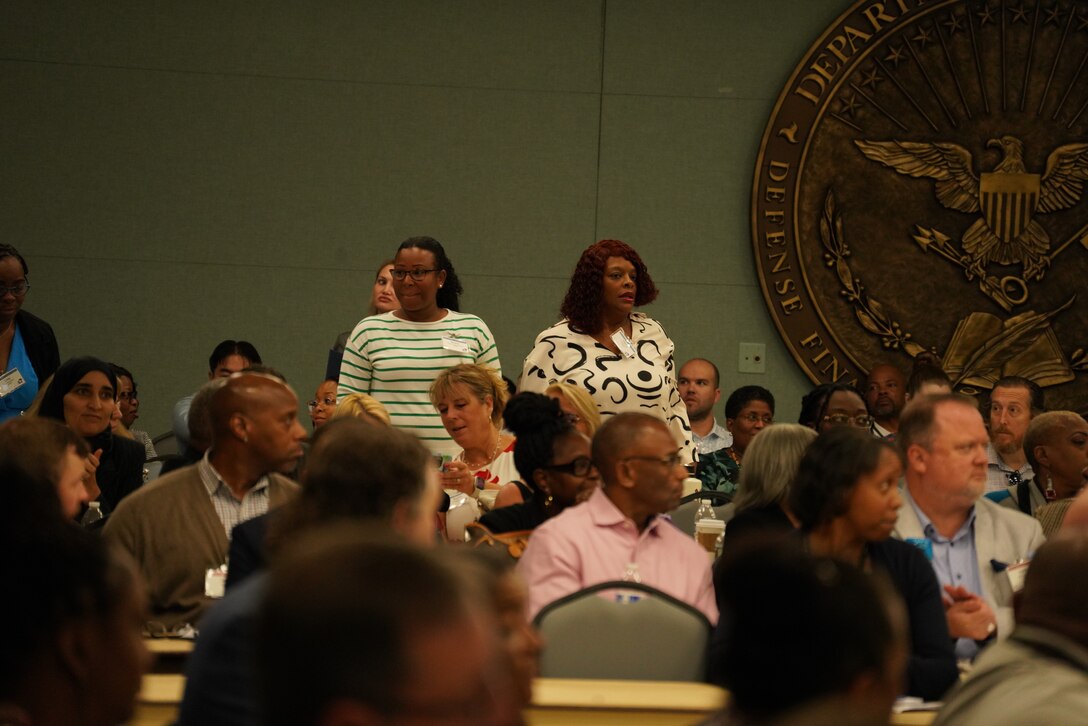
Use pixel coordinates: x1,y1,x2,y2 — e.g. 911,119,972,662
669,491,735,538
533,581,711,681
142,456,167,483
152,430,178,456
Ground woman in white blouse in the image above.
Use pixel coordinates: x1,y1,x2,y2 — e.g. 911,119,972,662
518,239,694,465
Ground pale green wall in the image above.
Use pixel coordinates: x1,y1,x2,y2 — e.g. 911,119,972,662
2,0,849,435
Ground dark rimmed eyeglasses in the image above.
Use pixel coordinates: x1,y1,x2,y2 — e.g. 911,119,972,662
823,413,873,429
391,268,439,281
541,456,595,477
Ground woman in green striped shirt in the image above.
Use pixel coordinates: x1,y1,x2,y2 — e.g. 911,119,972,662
337,237,501,457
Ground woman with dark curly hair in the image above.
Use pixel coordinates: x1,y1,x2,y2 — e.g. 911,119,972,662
518,239,694,464
480,392,599,532
338,237,501,457
788,426,958,701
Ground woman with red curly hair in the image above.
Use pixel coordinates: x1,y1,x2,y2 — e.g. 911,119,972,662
518,240,695,465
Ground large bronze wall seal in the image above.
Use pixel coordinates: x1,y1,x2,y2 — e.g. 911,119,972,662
752,0,1088,410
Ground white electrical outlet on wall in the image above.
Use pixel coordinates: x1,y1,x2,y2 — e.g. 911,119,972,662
739,342,766,374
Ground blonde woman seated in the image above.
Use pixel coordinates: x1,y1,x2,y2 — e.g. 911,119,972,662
430,364,515,496
491,382,602,509
545,382,601,438
333,392,391,425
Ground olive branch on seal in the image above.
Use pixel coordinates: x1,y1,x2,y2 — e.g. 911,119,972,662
820,190,925,357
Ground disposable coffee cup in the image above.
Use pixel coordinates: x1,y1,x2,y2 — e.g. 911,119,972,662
695,518,725,557
682,477,702,498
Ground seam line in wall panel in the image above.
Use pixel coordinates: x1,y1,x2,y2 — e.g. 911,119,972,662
0,57,599,97
592,0,607,242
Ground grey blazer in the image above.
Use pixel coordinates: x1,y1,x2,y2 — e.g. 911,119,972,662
894,487,1046,640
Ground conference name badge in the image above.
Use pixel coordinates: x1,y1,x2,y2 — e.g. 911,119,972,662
442,335,471,354
204,564,227,599
0,368,26,399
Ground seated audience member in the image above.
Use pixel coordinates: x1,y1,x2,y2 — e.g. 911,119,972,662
37,357,146,514
797,383,832,429
172,339,261,450
1062,486,1088,530
678,357,732,455
324,259,398,380
332,391,391,424
0,486,151,726
111,363,157,459
160,377,227,476
481,393,600,530
905,364,952,401
893,394,1046,662
256,528,517,726
104,373,305,630
307,378,337,431
430,363,516,495
461,550,543,712
696,385,775,494
545,381,601,437
710,541,907,726
224,414,432,591
812,383,872,433
990,411,1087,529
178,417,442,726
518,412,717,622
789,427,958,700
721,423,815,550
0,417,91,520
984,376,1042,493
933,532,1088,725
865,362,907,439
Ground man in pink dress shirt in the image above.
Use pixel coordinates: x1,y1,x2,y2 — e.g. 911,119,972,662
518,413,718,623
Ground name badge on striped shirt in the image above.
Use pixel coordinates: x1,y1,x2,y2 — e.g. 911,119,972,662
442,335,471,353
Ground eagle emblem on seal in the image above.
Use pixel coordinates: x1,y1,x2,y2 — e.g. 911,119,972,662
855,137,1088,281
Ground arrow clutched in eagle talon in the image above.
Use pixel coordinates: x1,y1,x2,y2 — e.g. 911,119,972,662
912,226,1026,312
1046,221,1088,264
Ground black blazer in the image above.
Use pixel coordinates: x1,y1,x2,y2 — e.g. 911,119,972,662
15,309,60,380
95,435,146,514
226,513,273,590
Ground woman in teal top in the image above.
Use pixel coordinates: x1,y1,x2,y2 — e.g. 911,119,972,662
0,245,60,423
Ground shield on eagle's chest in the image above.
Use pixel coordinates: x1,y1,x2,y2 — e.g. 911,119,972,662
979,172,1040,243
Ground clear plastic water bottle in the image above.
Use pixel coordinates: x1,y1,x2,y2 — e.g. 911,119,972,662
695,496,717,522
81,501,104,528
616,562,642,604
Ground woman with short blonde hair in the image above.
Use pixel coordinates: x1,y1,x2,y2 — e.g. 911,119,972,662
333,393,391,425
544,382,601,437
429,364,514,495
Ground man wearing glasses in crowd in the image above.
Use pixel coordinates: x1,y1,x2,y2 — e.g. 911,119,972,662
518,413,717,623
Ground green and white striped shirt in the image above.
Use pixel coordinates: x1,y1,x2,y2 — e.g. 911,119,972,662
337,310,501,456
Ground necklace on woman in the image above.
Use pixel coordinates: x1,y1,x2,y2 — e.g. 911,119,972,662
459,432,506,470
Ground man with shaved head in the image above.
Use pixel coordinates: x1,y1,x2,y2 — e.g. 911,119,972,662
106,373,306,629
865,362,907,439
933,532,1088,724
518,412,717,622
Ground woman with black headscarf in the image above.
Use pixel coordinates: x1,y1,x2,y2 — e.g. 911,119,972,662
37,357,145,514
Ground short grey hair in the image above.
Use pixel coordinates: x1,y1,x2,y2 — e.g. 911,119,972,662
733,423,817,512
